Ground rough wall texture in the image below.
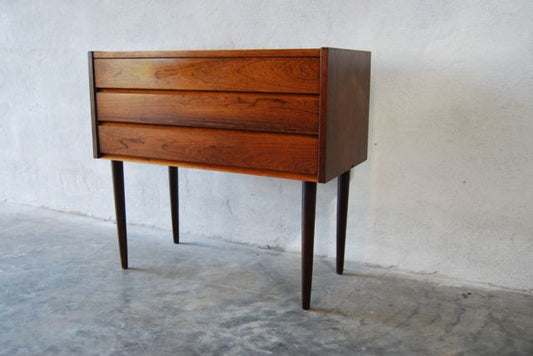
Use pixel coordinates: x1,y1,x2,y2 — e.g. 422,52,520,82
1,0,532,291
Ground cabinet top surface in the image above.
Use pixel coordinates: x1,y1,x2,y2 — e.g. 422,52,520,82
91,47,369,59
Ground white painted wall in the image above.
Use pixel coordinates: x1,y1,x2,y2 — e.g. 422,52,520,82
1,1,532,291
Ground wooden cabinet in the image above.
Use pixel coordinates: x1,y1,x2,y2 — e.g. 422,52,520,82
89,48,371,309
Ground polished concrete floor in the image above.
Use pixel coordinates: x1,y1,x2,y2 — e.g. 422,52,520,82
0,202,532,355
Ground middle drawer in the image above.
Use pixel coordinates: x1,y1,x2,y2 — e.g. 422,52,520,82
96,91,319,135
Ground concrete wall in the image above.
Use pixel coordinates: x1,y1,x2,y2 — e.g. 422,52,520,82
1,0,532,291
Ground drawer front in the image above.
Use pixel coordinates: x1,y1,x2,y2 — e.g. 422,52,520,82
96,91,319,135
94,57,320,94
98,123,318,176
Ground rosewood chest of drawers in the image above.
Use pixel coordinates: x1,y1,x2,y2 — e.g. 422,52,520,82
88,48,371,309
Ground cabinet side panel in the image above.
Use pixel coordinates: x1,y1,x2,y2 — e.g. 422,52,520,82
88,52,100,158
323,49,371,182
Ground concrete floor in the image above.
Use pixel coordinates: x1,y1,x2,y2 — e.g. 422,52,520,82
0,202,532,355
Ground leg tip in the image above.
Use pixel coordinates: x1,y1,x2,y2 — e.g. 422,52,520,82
336,261,344,275
302,295,311,310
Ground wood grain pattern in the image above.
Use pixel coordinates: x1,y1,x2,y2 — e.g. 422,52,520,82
93,49,320,59
98,123,318,176
319,48,371,182
96,90,319,135
94,58,320,94
89,48,371,183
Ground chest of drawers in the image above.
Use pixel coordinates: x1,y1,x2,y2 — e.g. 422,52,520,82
88,48,371,309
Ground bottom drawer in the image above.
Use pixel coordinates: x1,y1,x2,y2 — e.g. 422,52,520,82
98,123,318,178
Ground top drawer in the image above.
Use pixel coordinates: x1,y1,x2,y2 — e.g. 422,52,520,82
93,57,320,94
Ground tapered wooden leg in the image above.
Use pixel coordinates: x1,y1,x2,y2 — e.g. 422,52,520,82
302,181,317,310
111,160,128,269
169,166,179,244
336,170,351,275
